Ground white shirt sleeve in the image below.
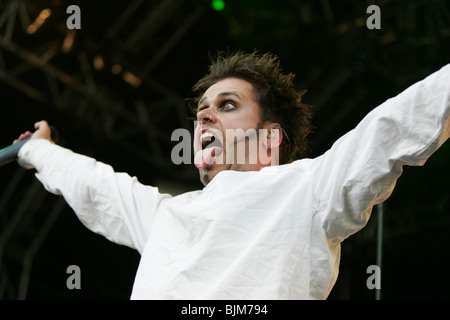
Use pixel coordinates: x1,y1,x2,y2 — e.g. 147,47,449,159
18,140,170,253
311,64,450,242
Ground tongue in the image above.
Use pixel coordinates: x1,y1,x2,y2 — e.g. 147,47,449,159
194,146,223,169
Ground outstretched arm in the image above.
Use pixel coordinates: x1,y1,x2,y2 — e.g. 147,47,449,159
16,122,170,253
310,64,450,242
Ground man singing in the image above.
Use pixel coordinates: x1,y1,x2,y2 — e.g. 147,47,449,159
14,51,449,299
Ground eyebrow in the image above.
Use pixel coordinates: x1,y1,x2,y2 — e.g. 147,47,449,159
198,92,242,109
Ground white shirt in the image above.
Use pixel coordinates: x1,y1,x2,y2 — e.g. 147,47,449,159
18,64,450,299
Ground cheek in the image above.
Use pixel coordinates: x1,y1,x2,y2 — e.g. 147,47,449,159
225,115,261,135
225,111,257,129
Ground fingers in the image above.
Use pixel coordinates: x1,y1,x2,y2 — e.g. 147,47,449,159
13,131,32,144
34,120,49,131
32,120,52,141
13,120,53,145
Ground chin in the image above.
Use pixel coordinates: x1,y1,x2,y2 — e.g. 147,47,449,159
198,165,222,186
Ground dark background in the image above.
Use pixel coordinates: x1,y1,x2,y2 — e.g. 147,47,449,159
0,0,449,300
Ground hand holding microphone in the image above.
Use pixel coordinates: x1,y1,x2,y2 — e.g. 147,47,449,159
0,121,59,167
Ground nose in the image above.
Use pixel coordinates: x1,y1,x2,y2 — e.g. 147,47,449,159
197,108,215,124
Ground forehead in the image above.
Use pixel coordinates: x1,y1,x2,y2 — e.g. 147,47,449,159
201,78,255,102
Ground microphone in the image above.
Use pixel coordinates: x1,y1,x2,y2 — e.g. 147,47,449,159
0,126,59,167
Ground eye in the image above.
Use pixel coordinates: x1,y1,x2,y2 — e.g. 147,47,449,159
221,100,236,111
197,105,208,115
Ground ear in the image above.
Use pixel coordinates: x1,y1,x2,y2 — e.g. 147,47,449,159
262,123,283,150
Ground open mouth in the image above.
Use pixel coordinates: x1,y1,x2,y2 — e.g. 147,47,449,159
201,131,223,150
195,130,224,169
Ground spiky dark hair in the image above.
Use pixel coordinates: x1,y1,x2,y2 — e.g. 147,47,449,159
189,50,313,163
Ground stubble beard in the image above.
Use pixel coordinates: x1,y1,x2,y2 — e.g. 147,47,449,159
198,122,264,186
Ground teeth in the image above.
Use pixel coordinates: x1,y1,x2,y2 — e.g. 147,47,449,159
201,132,216,149
201,132,214,142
